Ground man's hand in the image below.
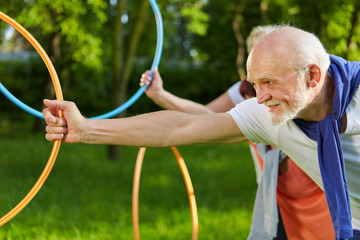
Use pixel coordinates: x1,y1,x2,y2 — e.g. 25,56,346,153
42,99,86,143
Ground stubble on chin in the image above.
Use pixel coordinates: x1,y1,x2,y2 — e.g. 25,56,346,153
267,103,298,126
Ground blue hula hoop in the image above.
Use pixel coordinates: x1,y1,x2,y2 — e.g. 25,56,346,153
0,0,163,120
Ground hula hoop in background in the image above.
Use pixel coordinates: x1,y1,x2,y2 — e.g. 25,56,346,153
133,147,198,240
0,11,64,227
0,0,163,120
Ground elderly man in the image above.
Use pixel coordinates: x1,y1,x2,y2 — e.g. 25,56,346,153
43,26,360,239
140,24,334,240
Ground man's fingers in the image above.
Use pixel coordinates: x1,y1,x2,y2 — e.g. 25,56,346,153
43,99,62,109
140,71,152,86
141,71,151,79
42,99,84,144
42,108,57,124
45,133,64,142
46,125,68,134
140,78,147,86
43,99,76,111
42,108,67,126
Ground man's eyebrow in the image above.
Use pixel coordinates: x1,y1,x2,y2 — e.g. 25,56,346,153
259,77,273,81
247,77,274,83
258,75,279,82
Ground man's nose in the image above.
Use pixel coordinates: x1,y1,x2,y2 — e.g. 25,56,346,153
256,86,271,104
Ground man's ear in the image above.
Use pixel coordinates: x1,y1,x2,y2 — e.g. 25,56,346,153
307,64,321,88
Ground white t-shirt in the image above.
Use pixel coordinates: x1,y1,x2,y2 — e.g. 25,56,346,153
227,88,360,229
227,82,264,184
227,81,245,105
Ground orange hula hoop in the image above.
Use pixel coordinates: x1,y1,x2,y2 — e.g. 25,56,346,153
132,147,198,240
0,11,63,226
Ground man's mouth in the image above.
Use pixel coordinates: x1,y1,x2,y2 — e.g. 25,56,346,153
265,102,281,111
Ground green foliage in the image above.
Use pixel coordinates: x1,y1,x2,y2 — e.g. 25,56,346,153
262,0,360,60
181,6,209,36
16,0,107,69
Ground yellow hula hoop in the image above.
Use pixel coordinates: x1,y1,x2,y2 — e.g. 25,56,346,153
132,147,198,240
0,11,63,226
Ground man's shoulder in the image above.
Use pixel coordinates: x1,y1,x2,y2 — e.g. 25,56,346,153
229,98,268,121
234,97,263,110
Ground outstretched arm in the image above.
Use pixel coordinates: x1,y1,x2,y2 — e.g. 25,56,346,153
140,68,235,114
43,99,247,147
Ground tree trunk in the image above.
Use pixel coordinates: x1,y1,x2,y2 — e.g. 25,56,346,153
178,14,187,59
259,0,268,25
107,0,126,160
107,0,149,160
232,4,246,81
123,0,149,83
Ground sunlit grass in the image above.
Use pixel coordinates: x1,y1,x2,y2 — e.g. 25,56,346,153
0,134,256,239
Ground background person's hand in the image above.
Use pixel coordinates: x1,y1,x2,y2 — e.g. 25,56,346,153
140,67,164,100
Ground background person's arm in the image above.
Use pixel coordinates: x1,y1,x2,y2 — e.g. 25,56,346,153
206,91,237,112
140,69,236,114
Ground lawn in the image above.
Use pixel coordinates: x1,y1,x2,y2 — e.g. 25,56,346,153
0,133,257,239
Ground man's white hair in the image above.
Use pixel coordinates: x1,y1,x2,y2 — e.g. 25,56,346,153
280,27,330,77
246,25,281,52
251,26,330,78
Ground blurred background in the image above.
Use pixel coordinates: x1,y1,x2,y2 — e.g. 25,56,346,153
0,0,359,239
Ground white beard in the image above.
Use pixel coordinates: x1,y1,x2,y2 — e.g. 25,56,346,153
266,81,310,126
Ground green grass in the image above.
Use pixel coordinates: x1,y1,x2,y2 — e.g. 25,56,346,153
0,134,256,239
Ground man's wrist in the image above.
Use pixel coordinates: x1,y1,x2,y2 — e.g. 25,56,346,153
152,90,170,106
79,118,89,144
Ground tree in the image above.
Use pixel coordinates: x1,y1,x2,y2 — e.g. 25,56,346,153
107,0,149,160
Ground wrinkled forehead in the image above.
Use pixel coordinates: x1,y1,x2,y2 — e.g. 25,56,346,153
246,50,278,81
246,43,294,81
